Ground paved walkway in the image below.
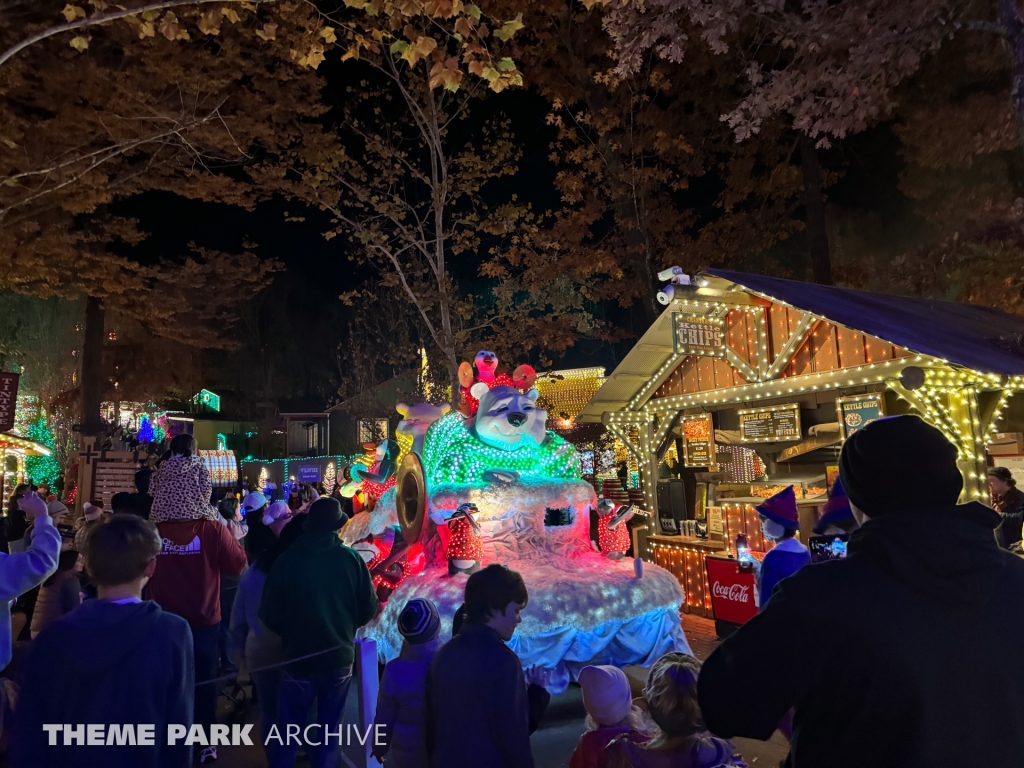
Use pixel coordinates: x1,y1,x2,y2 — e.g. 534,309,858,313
217,614,789,768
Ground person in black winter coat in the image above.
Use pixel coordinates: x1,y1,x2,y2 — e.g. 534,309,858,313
698,415,1024,768
987,466,1024,549
9,515,194,768
451,602,550,734
427,564,535,768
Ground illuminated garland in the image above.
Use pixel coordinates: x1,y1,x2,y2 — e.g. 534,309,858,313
421,413,581,486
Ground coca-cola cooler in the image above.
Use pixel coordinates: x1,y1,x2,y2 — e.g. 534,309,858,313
705,554,757,638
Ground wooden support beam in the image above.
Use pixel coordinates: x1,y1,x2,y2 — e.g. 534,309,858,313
726,347,760,383
654,410,683,458
606,422,644,464
765,314,816,380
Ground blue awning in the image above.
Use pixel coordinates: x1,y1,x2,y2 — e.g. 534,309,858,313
708,269,1024,375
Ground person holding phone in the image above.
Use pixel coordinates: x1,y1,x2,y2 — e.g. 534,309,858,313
0,491,61,667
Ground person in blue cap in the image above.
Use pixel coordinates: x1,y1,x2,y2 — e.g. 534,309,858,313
754,485,810,610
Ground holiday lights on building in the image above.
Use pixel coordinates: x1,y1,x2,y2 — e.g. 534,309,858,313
590,270,1024,528
535,367,607,424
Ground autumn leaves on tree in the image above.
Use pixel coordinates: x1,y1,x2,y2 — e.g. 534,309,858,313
5,0,1024,419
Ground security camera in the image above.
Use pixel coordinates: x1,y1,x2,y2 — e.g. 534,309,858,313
657,266,684,282
657,285,675,305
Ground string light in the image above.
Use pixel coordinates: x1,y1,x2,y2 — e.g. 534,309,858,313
323,461,337,496
446,515,484,562
422,412,580,486
394,429,414,466
597,512,631,555
717,445,764,483
535,367,607,424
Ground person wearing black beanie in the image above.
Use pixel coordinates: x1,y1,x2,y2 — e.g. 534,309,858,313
698,413,1024,768
838,415,964,519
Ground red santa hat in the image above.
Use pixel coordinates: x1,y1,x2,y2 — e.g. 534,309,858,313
755,485,800,530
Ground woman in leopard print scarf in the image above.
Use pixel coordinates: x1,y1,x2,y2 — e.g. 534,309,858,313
149,434,220,524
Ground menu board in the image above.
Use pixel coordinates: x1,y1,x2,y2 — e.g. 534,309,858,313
739,403,801,443
837,393,885,438
682,413,716,468
706,506,724,535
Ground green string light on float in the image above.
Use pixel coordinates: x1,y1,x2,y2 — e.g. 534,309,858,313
421,413,581,486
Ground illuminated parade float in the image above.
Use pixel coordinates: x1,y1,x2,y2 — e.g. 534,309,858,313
341,353,690,691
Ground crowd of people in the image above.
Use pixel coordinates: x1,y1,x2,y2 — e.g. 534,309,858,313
0,415,1021,768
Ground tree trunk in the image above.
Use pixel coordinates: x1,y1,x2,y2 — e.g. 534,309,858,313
999,0,1024,147
80,295,104,436
799,134,833,285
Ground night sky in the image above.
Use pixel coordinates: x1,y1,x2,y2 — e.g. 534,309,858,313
112,70,926,403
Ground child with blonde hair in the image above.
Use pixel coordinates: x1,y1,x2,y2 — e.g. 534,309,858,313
606,653,746,768
570,664,649,768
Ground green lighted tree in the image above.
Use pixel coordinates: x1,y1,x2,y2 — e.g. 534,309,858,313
25,416,61,487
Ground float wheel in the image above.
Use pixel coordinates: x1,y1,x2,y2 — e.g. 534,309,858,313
396,451,427,544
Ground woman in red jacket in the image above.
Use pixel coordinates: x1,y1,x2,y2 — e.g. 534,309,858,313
147,434,247,765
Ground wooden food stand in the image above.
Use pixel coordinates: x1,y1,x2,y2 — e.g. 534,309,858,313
583,269,1024,625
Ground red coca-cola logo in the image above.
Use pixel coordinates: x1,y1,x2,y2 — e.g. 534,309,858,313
712,581,750,603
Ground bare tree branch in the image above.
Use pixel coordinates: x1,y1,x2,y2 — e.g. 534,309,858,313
0,0,273,71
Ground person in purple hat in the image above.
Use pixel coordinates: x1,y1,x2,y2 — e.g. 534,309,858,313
812,478,859,536
754,485,809,611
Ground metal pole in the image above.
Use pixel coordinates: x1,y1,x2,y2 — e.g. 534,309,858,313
354,638,382,768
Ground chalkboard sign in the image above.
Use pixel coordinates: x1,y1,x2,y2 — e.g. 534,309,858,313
682,413,716,468
837,393,885,439
738,404,801,443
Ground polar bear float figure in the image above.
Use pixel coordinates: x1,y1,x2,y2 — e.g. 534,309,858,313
344,368,690,692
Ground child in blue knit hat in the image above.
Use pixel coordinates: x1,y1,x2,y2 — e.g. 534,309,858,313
372,598,442,768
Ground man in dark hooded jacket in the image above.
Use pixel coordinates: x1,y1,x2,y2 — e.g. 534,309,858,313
698,415,1024,768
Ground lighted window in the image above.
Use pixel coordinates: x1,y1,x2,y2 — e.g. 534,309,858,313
357,418,389,444
305,423,319,451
